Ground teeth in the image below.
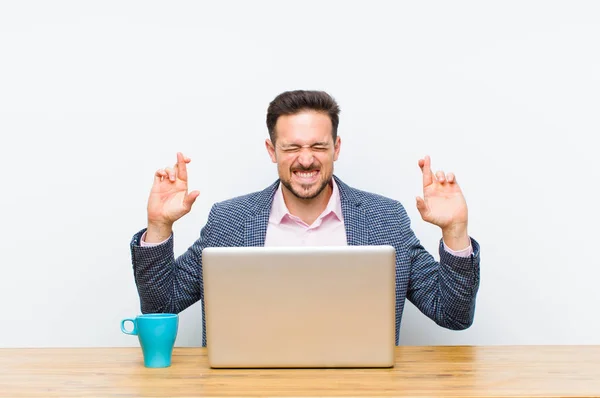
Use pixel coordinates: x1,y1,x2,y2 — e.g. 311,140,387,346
296,171,317,178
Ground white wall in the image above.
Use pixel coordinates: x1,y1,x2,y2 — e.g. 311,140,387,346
1,0,598,348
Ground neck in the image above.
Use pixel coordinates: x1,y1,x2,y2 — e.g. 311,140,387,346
281,181,333,226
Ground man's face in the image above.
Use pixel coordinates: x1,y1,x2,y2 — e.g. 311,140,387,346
266,111,341,200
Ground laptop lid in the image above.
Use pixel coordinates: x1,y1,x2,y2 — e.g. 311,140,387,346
202,245,396,368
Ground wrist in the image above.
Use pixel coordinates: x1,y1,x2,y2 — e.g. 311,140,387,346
146,220,173,243
441,222,470,251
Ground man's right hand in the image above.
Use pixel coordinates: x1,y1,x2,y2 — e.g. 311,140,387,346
145,152,200,243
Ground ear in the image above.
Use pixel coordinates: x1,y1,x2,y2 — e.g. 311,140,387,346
333,136,341,161
265,139,277,163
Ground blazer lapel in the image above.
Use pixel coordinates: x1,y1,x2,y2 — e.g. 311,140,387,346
244,208,270,247
335,176,369,246
243,180,279,247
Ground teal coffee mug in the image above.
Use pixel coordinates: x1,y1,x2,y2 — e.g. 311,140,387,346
121,313,179,368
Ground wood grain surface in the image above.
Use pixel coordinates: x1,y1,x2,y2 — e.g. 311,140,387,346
1,346,599,397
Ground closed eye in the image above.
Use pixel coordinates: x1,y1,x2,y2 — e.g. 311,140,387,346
281,146,301,153
278,143,331,153
311,145,329,151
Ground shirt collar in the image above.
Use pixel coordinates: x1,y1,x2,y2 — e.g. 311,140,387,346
269,178,343,225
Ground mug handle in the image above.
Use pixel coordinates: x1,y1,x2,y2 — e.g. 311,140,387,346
121,318,137,335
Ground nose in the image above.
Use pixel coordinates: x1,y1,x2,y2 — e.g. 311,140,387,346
297,149,314,167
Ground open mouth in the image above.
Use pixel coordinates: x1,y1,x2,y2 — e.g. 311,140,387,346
293,170,320,183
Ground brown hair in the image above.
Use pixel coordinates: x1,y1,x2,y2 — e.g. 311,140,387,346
266,90,340,144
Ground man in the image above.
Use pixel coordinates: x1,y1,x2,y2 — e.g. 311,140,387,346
130,90,480,347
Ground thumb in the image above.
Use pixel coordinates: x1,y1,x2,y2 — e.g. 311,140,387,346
184,190,200,210
416,196,428,218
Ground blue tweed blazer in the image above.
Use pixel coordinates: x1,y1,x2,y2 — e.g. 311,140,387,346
130,175,480,346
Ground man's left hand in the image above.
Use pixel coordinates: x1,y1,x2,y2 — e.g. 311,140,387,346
416,155,470,250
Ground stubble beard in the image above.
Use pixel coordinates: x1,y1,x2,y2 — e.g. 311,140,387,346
281,171,332,200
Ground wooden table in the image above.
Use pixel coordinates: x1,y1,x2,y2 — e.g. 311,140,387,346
1,346,599,397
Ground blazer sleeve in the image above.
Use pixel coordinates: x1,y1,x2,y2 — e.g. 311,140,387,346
398,203,481,330
129,204,218,314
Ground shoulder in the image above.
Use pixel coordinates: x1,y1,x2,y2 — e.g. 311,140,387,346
336,176,407,215
336,177,414,238
358,190,411,224
351,186,400,208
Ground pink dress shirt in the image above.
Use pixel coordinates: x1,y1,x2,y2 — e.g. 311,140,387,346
142,179,473,257
263,179,348,246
